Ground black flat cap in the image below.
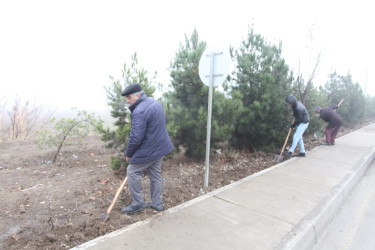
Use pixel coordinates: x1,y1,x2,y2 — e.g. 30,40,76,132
121,84,142,96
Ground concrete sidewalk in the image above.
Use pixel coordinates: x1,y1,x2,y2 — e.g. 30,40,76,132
72,123,375,250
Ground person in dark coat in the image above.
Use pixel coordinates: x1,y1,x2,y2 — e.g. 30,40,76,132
120,83,174,214
284,95,310,158
315,105,342,145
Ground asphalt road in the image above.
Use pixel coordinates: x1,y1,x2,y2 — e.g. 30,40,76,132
313,159,375,250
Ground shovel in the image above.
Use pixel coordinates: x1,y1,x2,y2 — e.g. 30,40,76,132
313,124,325,139
275,118,295,162
100,176,128,222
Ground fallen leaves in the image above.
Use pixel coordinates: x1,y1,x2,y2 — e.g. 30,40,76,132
11,234,20,241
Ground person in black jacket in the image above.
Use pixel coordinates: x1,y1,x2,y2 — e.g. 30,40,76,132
284,95,310,158
315,105,342,145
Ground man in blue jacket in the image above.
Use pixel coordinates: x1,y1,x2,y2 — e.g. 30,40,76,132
121,83,174,214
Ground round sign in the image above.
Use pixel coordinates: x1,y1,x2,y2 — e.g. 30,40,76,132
199,46,231,87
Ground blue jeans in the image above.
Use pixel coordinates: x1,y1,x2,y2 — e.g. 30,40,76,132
289,123,309,153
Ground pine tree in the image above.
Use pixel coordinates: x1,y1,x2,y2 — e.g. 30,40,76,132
98,53,156,169
165,29,238,158
324,71,365,126
230,28,293,151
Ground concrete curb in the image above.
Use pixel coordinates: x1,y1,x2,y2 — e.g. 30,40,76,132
275,146,375,250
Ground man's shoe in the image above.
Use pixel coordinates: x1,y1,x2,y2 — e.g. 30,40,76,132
283,151,292,158
121,204,147,214
151,205,164,211
146,203,164,211
296,152,305,157
321,142,331,146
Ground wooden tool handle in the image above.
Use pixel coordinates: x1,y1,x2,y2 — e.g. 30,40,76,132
338,98,344,107
280,118,295,154
281,127,292,153
106,176,128,214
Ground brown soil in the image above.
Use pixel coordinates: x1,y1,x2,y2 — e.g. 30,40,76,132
0,120,373,249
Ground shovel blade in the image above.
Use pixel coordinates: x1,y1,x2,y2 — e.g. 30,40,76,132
100,213,109,222
314,131,323,138
274,154,283,162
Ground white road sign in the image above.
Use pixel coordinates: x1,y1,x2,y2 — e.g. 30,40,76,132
199,46,231,87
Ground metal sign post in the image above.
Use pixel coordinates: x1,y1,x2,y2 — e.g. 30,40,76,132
204,52,214,188
199,46,231,188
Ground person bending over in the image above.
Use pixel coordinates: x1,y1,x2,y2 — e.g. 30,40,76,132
315,105,342,145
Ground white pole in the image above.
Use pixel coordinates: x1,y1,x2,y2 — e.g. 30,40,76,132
204,51,214,188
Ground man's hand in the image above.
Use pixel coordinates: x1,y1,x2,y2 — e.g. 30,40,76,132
126,157,131,162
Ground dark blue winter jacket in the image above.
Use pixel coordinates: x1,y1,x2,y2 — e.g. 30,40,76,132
126,94,174,164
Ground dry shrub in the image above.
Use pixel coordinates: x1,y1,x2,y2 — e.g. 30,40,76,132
0,96,53,142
